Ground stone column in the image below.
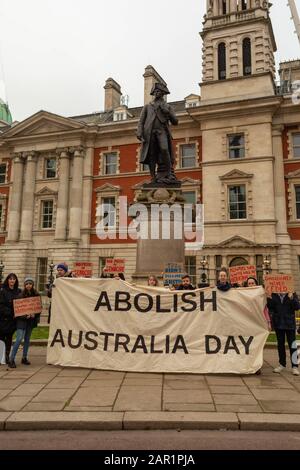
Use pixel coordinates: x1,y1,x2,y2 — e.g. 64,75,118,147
55,149,70,241
69,147,84,241
272,127,289,237
20,152,38,242
7,154,25,242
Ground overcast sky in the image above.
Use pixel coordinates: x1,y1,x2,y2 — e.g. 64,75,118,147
0,0,299,122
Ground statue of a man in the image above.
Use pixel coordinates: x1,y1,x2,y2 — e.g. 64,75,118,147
137,82,179,185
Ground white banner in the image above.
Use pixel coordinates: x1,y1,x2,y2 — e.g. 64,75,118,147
47,279,269,375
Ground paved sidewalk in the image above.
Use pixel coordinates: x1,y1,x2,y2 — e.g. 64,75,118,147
0,347,300,431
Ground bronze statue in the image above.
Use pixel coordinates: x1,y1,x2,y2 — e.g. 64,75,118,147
137,82,179,186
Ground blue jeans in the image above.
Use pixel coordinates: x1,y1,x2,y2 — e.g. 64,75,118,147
10,325,33,361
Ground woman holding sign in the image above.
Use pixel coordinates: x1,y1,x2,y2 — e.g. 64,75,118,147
8,278,41,369
0,274,21,364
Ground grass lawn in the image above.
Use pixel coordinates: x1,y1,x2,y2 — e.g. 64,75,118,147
29,327,300,343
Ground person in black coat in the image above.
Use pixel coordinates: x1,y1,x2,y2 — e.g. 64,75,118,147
0,273,21,364
8,278,41,368
267,291,300,376
176,275,195,291
216,269,232,292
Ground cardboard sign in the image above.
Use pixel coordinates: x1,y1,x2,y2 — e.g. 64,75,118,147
229,265,257,285
163,263,185,286
74,262,93,278
105,258,125,274
265,274,295,294
14,297,42,318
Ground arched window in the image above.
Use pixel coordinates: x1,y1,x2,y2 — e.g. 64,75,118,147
229,257,248,268
243,38,252,76
218,42,226,80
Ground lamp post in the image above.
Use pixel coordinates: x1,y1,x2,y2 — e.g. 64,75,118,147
48,260,55,285
199,256,209,284
263,256,271,276
0,260,4,286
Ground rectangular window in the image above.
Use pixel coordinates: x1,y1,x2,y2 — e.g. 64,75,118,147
185,256,197,287
36,257,48,293
293,134,300,158
295,186,300,219
45,158,57,179
41,200,54,229
0,164,6,184
180,144,196,168
103,153,118,175
228,134,245,159
183,191,196,223
102,197,116,227
99,257,109,277
229,185,247,220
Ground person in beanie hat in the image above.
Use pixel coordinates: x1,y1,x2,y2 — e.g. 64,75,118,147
46,263,73,324
8,278,41,368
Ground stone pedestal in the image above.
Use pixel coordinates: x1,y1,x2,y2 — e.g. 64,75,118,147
131,186,186,285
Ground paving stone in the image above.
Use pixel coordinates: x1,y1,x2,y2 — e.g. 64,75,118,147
216,404,263,413
46,377,85,389
22,402,66,411
0,379,25,390
209,386,251,395
124,411,239,430
70,387,119,407
239,413,300,431
32,388,74,403
260,400,300,413
163,389,213,404
114,387,161,411
164,380,208,390
125,373,161,379
10,384,45,397
243,377,294,389
164,374,206,382
206,376,245,386
0,390,11,400
6,412,123,430
57,369,91,378
81,379,123,388
0,412,11,429
163,403,215,412
65,406,113,412
86,371,124,380
0,396,32,411
213,394,258,405
250,388,300,401
25,373,60,384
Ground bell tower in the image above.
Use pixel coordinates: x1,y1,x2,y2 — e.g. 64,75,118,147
201,0,277,102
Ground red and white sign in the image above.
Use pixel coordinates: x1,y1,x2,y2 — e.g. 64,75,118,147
14,297,42,318
74,262,93,278
229,265,257,285
265,274,295,294
104,259,125,274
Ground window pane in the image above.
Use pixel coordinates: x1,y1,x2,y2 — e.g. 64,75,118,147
102,197,116,227
229,134,245,159
37,257,48,293
99,257,109,277
293,134,300,146
42,201,53,228
181,145,196,168
229,185,247,220
0,164,6,184
104,153,117,175
46,159,56,178
185,256,196,286
296,186,300,219
294,147,300,158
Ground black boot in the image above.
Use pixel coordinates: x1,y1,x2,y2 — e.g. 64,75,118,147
21,358,31,366
5,353,9,365
8,360,16,369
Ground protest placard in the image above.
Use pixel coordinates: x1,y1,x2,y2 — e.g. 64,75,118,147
163,263,185,286
105,258,125,274
229,265,257,285
74,262,93,278
14,297,42,318
265,274,295,294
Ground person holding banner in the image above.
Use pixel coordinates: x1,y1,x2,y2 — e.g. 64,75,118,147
8,278,41,369
216,269,232,292
267,290,300,376
46,263,72,323
0,274,21,364
176,275,195,291
148,275,159,287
